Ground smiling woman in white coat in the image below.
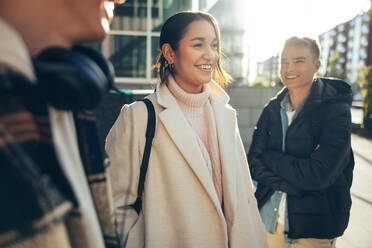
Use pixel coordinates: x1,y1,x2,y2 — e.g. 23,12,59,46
105,11,268,248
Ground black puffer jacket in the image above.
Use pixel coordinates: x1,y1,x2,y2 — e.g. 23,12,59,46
248,78,354,239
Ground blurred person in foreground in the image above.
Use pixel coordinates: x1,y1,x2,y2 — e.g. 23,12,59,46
0,0,127,247
105,11,268,248
248,36,354,248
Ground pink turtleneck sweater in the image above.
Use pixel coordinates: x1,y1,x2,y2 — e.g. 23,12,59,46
167,77,223,206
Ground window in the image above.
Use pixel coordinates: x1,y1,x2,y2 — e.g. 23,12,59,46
337,24,345,32
107,35,147,78
102,0,192,87
361,24,369,34
112,1,147,31
151,37,160,78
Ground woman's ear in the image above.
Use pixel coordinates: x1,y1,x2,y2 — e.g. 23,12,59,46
161,43,175,64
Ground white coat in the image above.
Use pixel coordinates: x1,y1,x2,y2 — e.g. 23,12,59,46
105,81,268,248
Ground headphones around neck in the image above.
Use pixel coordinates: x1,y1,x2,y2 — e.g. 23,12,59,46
33,46,117,111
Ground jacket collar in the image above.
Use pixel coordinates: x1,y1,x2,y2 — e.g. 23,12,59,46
274,78,324,101
0,18,35,82
272,78,324,112
272,77,351,123
298,78,325,115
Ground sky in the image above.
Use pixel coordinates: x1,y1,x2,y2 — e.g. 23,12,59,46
244,0,371,80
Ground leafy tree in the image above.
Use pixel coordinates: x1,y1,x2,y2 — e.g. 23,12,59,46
327,51,346,79
250,77,272,87
360,66,372,130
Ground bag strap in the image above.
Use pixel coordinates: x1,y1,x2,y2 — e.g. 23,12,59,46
130,98,155,214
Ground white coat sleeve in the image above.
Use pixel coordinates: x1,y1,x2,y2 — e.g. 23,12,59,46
105,102,145,245
233,115,269,248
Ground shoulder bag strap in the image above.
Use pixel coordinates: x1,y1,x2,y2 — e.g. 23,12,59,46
131,98,155,214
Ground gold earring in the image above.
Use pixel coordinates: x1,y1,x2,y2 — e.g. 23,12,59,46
165,60,173,70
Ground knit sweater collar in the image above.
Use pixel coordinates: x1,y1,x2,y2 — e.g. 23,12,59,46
167,75,210,109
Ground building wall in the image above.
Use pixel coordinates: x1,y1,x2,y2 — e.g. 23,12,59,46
199,0,218,10
208,0,249,84
227,86,281,150
319,11,370,85
256,55,280,83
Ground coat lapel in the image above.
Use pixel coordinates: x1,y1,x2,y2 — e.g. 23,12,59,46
210,93,238,223
156,83,222,212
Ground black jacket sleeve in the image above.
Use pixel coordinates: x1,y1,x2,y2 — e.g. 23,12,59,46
263,102,352,191
248,106,302,195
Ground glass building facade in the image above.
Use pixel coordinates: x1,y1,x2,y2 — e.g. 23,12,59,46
98,0,194,89
319,11,370,85
208,0,249,85
91,0,247,89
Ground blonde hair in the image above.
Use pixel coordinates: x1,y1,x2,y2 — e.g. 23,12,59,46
282,36,320,61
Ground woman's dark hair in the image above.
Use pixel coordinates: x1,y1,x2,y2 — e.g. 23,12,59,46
153,11,231,87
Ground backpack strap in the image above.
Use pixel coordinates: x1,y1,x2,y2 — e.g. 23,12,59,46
130,98,155,214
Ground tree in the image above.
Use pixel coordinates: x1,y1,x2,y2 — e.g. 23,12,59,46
363,1,372,130
360,66,372,130
250,76,272,87
327,51,346,79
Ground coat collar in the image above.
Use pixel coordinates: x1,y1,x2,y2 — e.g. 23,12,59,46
155,79,236,217
0,18,35,82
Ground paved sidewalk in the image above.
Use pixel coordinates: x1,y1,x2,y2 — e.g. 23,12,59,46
351,107,363,125
337,134,372,248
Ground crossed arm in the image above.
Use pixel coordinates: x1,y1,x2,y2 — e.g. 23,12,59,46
247,107,302,195
248,103,352,192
